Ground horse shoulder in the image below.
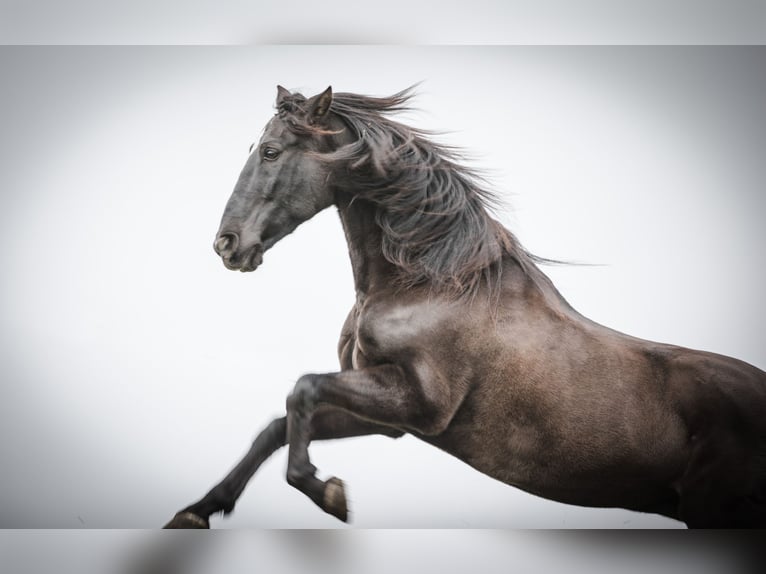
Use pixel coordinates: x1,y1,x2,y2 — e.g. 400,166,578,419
350,294,472,433
353,295,462,361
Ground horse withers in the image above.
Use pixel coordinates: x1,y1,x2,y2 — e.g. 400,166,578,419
165,86,766,528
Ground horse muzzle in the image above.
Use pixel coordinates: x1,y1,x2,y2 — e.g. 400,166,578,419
214,232,264,273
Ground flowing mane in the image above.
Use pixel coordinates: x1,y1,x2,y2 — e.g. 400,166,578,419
277,86,531,296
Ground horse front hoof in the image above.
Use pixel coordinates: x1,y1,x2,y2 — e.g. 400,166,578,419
323,477,349,522
163,511,210,529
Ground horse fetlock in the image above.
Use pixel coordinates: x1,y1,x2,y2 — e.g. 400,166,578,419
211,487,237,515
323,477,349,522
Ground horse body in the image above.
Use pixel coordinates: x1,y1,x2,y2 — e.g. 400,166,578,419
165,86,766,529
340,233,686,515
343,242,766,524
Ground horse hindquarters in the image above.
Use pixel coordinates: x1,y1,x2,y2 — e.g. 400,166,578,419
668,351,766,527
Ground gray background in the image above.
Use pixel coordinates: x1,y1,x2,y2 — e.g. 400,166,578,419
2,0,765,44
1,45,764,529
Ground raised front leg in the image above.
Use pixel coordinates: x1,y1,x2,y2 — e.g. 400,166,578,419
164,409,402,528
285,363,455,522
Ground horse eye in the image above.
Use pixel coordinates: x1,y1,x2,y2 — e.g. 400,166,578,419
263,147,281,161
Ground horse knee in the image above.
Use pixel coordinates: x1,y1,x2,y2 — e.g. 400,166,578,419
286,456,318,486
286,374,320,412
286,467,304,489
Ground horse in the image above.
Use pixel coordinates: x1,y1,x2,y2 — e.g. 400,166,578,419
164,85,766,529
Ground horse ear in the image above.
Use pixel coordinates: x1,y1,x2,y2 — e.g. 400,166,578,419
276,85,291,107
308,86,333,124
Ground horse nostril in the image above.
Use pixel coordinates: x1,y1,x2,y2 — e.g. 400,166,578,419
214,232,238,256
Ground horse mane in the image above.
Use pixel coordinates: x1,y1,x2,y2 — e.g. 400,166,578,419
278,86,536,297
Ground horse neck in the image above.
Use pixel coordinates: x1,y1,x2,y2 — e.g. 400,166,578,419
335,193,396,298
334,189,573,319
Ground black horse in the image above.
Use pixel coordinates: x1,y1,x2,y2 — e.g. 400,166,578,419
165,86,766,528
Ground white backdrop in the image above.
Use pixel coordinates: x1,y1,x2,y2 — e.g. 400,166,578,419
1,46,763,528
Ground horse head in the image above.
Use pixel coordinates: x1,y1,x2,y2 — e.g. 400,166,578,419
213,85,345,272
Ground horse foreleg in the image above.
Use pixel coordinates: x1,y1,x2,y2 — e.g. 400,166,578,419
285,364,452,522
163,416,286,528
163,409,402,528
